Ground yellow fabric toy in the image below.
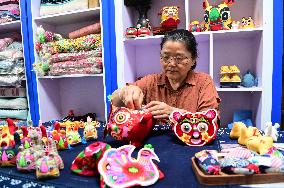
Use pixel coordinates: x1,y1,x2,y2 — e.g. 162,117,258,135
229,122,247,139
246,136,273,155
238,126,261,145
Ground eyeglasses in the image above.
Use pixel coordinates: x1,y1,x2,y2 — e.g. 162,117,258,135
160,54,190,65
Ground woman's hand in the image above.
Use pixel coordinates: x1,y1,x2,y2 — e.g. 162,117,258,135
144,101,175,119
119,85,144,109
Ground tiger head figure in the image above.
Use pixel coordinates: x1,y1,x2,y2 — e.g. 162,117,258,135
203,0,234,31
240,16,255,29
170,109,218,146
159,6,180,27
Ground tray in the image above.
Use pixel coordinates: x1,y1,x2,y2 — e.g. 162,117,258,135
191,157,284,186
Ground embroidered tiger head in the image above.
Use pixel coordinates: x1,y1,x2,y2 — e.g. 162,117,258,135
159,6,180,27
170,109,218,146
241,16,255,29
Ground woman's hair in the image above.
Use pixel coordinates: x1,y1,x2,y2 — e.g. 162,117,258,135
160,29,198,69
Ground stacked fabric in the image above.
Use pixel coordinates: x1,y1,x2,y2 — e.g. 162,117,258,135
0,33,28,120
40,0,89,16
0,0,20,24
34,26,103,76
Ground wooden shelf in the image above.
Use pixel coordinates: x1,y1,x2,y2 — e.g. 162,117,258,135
34,7,100,25
0,20,21,32
216,86,262,92
37,74,103,79
123,28,263,46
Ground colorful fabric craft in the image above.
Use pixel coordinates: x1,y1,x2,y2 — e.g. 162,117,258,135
202,0,234,31
219,158,260,175
0,118,17,149
71,142,111,176
69,22,101,39
195,150,220,175
39,34,101,55
159,6,180,27
36,155,60,179
98,145,161,188
170,109,218,146
105,105,154,148
49,66,102,76
46,122,69,150
83,116,99,141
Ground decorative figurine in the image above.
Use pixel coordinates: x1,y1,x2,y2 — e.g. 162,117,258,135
170,109,218,146
240,16,255,29
189,21,202,32
159,6,180,28
203,0,234,31
242,70,258,88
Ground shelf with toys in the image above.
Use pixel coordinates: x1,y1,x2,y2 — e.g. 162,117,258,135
29,0,107,122
0,0,32,123
114,0,273,129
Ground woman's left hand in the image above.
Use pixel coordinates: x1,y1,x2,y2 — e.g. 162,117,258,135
144,101,175,119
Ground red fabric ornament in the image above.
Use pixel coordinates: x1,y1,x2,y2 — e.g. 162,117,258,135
105,105,154,148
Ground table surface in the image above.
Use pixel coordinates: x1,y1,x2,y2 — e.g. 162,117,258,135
0,128,282,188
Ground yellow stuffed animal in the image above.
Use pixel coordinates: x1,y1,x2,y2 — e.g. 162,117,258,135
246,136,273,155
230,122,247,139
238,126,261,145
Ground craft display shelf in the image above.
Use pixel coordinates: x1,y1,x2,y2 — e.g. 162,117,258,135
0,0,30,120
114,0,273,129
30,0,106,122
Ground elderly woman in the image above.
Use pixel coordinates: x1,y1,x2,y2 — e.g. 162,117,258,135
112,29,220,120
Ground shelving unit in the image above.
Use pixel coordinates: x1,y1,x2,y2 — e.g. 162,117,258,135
30,0,107,122
114,0,273,129
0,0,30,121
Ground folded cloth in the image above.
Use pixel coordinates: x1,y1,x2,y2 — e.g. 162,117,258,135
0,59,24,74
0,4,20,15
51,57,102,69
49,66,102,76
0,87,26,97
69,22,101,39
6,41,22,51
0,74,25,86
0,98,27,109
0,109,28,120
49,49,102,64
0,0,19,5
0,49,23,60
40,0,88,16
0,37,14,52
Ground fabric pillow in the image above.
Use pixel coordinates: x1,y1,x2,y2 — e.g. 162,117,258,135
0,109,28,119
0,98,27,109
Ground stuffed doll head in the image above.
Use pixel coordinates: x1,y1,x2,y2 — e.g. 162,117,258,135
98,145,162,187
64,121,82,145
159,6,180,27
71,141,111,176
83,116,98,140
47,122,69,150
203,0,234,31
0,118,18,148
0,132,21,167
105,105,154,148
36,155,60,179
170,109,218,146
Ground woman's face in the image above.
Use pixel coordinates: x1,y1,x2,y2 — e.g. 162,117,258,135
160,40,195,82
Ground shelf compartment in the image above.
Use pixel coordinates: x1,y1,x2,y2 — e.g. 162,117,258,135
37,76,105,122
37,74,103,79
216,86,262,92
33,8,100,25
0,20,21,33
124,32,210,46
219,92,261,128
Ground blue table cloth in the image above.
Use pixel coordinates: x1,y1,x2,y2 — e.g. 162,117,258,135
0,128,258,188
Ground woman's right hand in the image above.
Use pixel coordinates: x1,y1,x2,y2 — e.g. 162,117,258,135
119,85,144,109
